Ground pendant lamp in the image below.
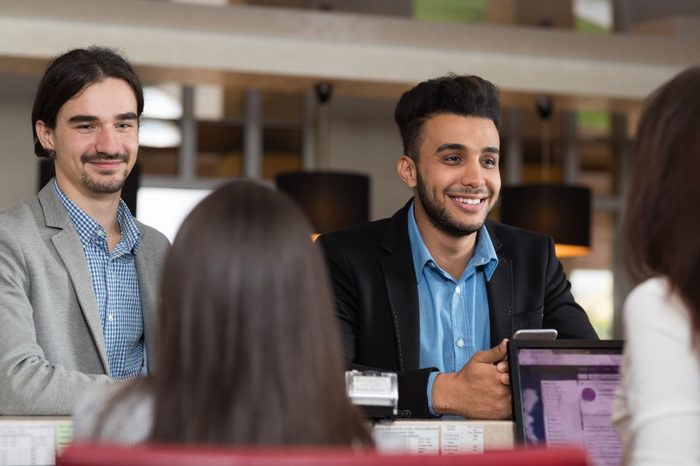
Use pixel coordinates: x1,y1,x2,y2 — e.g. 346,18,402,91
500,97,591,257
276,171,370,237
276,83,370,238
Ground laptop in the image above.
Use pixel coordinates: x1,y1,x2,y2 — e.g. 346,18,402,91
508,339,624,466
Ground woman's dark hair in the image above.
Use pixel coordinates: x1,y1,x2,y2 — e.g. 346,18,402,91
394,74,501,159
31,46,144,158
142,180,370,445
621,66,700,339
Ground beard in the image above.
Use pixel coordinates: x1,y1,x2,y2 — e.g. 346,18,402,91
415,171,494,237
80,152,130,194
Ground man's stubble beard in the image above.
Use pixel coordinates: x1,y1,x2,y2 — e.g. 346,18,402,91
80,152,131,194
415,170,494,237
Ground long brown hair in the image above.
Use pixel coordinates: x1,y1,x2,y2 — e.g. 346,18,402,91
621,67,700,339
140,180,369,445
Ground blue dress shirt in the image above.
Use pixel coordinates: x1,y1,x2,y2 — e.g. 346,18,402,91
407,202,499,415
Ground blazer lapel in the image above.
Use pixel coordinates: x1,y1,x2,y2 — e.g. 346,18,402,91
380,201,420,371
486,222,513,346
135,234,158,372
39,183,111,375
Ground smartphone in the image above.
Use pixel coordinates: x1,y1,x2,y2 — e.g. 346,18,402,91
512,328,558,340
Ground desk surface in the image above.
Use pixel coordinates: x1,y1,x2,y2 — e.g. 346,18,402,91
0,417,515,464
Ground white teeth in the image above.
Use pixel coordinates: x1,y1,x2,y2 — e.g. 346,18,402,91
457,197,481,205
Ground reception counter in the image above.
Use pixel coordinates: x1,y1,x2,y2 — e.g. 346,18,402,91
0,416,515,465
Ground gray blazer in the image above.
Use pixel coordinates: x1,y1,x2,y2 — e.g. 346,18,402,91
0,182,170,415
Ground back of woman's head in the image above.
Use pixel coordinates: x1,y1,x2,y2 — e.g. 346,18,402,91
152,180,370,445
622,67,700,335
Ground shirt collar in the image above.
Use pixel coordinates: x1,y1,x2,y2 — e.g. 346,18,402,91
54,178,141,254
407,202,433,283
117,201,141,254
407,200,499,283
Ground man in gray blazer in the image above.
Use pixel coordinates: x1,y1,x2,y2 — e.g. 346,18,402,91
0,47,169,415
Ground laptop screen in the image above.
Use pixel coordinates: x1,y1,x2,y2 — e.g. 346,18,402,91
509,340,624,466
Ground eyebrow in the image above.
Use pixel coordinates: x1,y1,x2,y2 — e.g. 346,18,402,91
67,112,138,124
436,143,467,153
436,143,500,155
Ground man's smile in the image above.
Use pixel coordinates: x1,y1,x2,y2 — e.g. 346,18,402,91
452,196,484,205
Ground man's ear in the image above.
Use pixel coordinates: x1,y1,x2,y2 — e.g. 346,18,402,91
35,121,55,153
397,155,418,189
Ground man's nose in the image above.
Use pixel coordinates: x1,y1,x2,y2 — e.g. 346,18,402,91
460,158,484,188
94,128,120,155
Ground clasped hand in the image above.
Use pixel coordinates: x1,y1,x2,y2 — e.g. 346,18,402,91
431,339,511,419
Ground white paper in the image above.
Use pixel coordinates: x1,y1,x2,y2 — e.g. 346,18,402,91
373,425,440,454
440,424,484,454
373,422,485,455
0,425,55,466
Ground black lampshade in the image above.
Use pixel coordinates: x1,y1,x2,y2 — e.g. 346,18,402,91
500,184,591,257
275,171,370,234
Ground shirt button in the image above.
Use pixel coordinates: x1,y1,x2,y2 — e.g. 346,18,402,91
107,314,114,322
456,338,465,348
455,286,461,294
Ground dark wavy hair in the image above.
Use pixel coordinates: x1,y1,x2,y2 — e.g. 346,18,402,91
394,74,501,159
31,46,144,158
621,66,700,341
132,180,370,445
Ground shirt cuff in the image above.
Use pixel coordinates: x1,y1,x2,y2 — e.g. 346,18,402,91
426,371,441,417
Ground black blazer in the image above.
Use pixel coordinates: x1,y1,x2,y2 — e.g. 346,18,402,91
318,200,598,418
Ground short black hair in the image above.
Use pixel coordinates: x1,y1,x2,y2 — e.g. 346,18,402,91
31,46,144,158
394,74,501,159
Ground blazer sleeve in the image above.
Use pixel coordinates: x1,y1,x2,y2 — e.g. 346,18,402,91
541,235,599,339
318,233,437,418
0,223,110,415
317,233,360,363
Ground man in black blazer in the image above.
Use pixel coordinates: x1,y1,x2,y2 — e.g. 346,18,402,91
318,74,597,420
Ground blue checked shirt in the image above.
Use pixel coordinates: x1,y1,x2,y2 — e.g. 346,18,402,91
54,179,144,379
407,202,499,415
